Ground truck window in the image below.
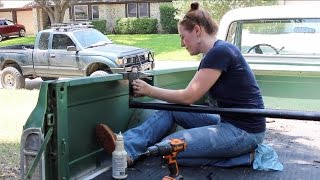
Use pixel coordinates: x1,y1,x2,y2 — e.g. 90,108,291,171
233,18,320,56
226,21,237,44
52,34,75,49
73,29,112,48
38,33,50,50
5,20,13,25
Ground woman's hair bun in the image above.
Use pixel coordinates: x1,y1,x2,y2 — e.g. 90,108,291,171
190,2,199,11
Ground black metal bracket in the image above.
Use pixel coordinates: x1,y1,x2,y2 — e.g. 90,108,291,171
120,68,153,102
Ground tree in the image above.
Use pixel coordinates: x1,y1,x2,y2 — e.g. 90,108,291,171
173,0,278,22
160,4,178,33
34,0,79,24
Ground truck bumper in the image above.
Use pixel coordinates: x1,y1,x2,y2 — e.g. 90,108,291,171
110,62,155,74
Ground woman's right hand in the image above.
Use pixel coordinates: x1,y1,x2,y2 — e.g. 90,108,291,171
132,79,153,97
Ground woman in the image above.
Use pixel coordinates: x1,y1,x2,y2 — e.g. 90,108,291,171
96,2,265,167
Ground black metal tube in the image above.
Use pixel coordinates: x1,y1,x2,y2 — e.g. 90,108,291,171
129,101,320,121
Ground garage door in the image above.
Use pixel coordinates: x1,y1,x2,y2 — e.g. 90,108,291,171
17,10,34,35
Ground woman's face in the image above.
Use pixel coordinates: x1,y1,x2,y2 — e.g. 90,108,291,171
178,25,200,56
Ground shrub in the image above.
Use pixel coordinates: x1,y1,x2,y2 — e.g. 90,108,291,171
160,4,178,34
91,20,107,34
115,18,157,34
247,22,285,34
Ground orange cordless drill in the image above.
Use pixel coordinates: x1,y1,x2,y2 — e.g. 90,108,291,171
145,139,187,180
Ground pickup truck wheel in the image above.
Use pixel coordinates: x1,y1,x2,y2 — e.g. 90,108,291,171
1,67,25,89
90,70,109,76
0,34,3,42
41,77,59,81
19,29,26,37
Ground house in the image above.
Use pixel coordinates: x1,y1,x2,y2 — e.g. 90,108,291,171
64,0,172,33
0,0,172,35
0,1,34,35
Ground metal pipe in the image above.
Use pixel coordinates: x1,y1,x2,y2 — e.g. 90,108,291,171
129,101,320,121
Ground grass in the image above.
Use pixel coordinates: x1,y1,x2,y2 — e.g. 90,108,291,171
0,89,39,179
0,36,36,47
108,34,200,61
0,34,200,61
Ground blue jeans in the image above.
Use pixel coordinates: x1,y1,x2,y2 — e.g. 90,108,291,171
123,110,265,167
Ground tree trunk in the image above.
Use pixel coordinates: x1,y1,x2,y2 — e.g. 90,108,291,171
35,0,78,25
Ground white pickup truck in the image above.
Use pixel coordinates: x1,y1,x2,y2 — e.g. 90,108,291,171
218,5,320,78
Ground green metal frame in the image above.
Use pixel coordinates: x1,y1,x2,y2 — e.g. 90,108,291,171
21,65,320,179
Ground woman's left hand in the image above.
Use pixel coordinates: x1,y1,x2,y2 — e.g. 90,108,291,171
132,79,152,97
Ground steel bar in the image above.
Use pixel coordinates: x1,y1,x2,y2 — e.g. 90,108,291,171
129,101,320,121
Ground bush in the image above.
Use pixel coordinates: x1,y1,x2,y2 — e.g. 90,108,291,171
247,22,285,34
115,18,158,34
160,4,178,34
91,20,107,34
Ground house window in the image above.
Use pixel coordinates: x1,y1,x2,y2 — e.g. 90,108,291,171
92,5,99,19
127,3,137,17
74,5,88,21
127,3,149,18
139,3,149,17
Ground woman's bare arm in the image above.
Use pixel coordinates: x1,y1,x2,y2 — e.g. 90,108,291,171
132,68,221,105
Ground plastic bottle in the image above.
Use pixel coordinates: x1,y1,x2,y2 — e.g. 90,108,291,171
112,132,128,179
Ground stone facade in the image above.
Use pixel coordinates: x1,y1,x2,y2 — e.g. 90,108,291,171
64,2,169,33
105,4,126,33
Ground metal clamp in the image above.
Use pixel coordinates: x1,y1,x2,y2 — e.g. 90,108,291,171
120,68,153,103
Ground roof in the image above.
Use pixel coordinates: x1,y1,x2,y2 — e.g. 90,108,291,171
218,5,320,40
0,0,33,9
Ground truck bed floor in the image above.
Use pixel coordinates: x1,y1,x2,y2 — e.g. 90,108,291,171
95,119,320,180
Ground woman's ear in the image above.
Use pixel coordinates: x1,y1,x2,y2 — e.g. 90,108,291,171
194,24,202,37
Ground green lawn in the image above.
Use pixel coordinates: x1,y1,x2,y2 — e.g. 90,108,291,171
0,89,39,179
0,34,200,61
0,36,36,46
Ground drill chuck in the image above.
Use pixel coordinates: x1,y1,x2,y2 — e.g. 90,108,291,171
146,140,173,156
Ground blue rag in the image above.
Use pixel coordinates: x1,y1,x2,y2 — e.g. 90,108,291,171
253,144,283,171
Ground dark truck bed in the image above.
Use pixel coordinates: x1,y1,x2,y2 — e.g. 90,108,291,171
0,44,34,49
95,119,320,180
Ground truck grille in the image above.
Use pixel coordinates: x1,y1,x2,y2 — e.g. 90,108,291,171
125,55,148,67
